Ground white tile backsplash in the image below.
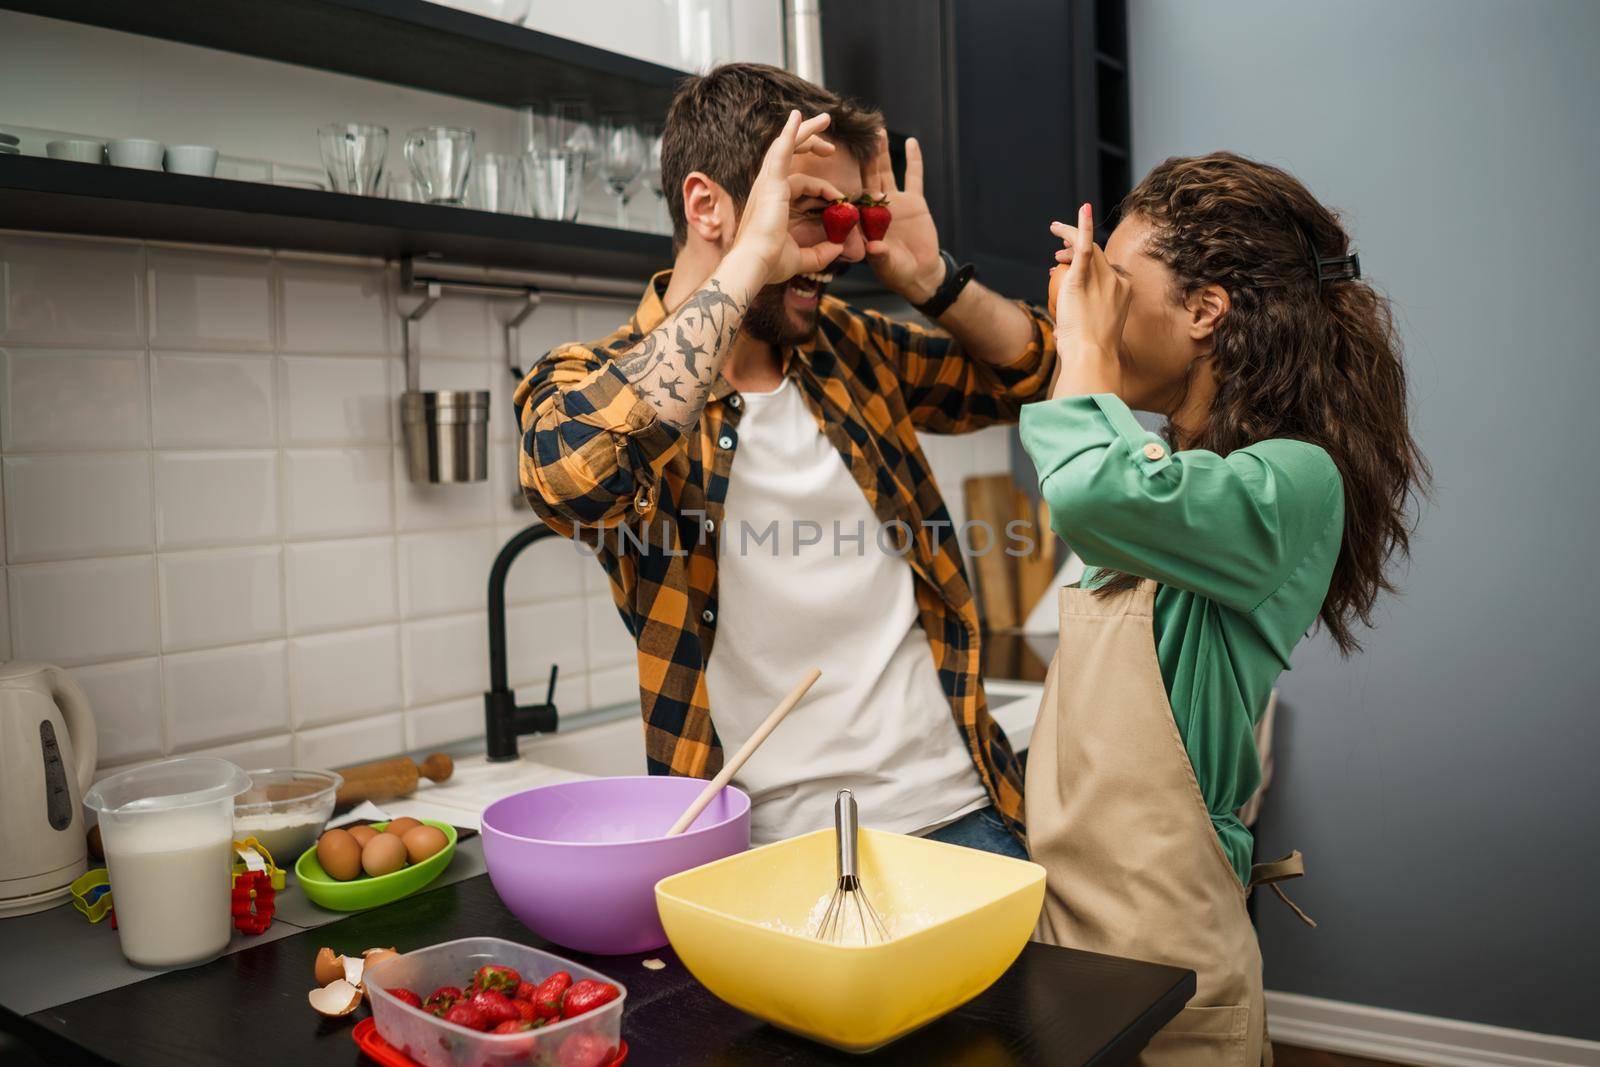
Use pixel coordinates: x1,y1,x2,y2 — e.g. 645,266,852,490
0,348,148,451
154,450,280,548
151,353,276,448
399,526,496,618
148,248,273,351
3,452,152,562
7,556,160,665
288,624,402,728
164,640,289,750
283,447,393,538
0,235,144,346
2,235,996,775
158,545,284,652
278,258,389,355
284,536,397,633
404,696,481,751
70,657,165,765
584,593,635,670
279,355,391,446
293,711,405,771
402,611,489,707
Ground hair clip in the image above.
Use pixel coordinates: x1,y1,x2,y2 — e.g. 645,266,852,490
1313,251,1360,290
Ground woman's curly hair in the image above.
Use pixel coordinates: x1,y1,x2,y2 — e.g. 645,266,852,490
1100,152,1430,654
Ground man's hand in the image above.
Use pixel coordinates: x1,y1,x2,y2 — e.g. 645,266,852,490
730,110,847,286
862,128,945,304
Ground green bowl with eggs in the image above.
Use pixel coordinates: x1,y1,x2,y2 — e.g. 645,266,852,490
294,819,458,912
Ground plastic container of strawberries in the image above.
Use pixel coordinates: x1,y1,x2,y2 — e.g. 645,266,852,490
364,937,625,1067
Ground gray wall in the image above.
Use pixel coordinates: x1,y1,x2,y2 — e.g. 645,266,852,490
1127,0,1600,1041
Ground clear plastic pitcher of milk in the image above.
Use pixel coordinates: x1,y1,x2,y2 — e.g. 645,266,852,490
84,758,251,968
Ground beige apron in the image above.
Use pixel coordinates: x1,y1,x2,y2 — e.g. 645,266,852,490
1027,580,1310,1066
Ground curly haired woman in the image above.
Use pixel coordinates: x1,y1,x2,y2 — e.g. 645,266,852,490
1022,153,1429,1065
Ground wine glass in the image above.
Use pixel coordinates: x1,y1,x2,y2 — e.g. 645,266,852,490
641,125,668,233
598,117,645,228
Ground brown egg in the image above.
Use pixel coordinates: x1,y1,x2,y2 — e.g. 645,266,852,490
347,824,378,847
361,832,409,877
383,817,421,838
316,828,363,882
400,824,448,864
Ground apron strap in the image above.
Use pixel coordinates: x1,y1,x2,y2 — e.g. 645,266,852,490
1248,850,1318,928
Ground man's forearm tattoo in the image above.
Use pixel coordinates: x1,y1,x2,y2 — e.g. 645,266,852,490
614,279,745,430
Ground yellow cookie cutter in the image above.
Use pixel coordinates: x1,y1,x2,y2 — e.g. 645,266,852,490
232,836,286,891
70,868,114,923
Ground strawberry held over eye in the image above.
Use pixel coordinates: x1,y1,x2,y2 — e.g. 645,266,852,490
822,199,859,244
859,196,892,241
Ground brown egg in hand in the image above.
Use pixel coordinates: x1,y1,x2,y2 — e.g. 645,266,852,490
384,817,422,838
316,828,363,882
347,824,378,847
400,824,448,864
361,832,409,877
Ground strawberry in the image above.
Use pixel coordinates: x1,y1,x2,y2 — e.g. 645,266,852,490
468,964,522,995
491,1019,535,1034
470,989,519,1026
557,1033,617,1067
443,1002,490,1031
822,199,858,244
514,980,538,1001
560,979,621,1019
424,985,464,1015
531,971,572,1020
387,988,424,1010
859,197,891,241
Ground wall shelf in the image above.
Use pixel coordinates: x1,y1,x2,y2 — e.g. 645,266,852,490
3,0,686,125
0,155,673,279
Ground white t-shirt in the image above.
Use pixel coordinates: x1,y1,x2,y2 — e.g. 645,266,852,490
703,377,988,843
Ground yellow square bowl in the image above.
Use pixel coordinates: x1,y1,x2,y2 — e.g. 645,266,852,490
654,827,1046,1053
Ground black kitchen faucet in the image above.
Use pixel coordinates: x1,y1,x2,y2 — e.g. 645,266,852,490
484,522,562,761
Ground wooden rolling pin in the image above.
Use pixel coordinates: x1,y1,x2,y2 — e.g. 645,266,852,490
333,753,454,806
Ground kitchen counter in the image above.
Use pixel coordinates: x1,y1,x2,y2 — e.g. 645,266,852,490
3,866,1192,1067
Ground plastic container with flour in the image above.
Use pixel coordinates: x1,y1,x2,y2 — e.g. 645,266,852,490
84,758,251,968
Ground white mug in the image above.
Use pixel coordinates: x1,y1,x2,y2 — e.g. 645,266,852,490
108,139,165,171
164,145,218,177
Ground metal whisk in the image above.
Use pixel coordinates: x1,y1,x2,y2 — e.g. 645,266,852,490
815,789,891,944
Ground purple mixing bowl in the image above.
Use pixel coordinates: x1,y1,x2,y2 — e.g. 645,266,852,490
481,776,751,955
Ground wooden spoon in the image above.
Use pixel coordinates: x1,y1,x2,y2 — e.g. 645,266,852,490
665,668,822,837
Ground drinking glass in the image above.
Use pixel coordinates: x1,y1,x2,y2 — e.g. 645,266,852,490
404,126,475,205
552,99,596,161
318,123,388,195
387,176,423,202
468,152,522,213
598,118,646,228
524,148,587,222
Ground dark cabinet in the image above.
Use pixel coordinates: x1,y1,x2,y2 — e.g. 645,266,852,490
821,0,1131,302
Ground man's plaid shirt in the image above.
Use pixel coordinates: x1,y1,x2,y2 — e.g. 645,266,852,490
514,272,1056,838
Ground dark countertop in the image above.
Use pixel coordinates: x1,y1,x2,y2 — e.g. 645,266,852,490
3,870,1193,1066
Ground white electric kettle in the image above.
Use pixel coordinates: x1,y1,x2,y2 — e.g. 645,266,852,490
0,662,97,917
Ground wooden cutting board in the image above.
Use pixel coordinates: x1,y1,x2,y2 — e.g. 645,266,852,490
964,475,1058,631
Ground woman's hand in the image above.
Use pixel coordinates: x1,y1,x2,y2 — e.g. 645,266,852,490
1046,203,1130,398
1050,203,1131,359
730,110,847,286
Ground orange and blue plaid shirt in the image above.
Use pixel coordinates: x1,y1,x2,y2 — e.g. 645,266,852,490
514,271,1056,837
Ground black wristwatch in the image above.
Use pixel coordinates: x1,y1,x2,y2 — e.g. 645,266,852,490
913,250,976,320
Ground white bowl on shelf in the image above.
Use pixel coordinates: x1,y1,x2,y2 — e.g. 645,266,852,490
47,139,106,163
108,138,164,170
164,144,218,176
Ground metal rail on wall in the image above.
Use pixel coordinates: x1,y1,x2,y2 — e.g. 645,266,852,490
394,256,642,484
